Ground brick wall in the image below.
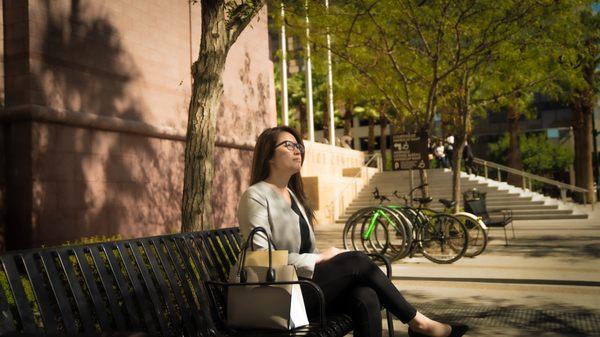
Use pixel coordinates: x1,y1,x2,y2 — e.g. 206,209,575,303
2,0,276,249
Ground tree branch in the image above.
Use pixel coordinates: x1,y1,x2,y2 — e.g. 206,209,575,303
226,0,266,48
365,7,415,112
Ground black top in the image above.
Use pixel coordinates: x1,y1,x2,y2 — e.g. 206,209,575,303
290,194,311,254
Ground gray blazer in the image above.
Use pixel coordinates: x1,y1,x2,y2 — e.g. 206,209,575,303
237,181,319,278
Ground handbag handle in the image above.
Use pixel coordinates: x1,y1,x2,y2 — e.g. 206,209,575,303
238,227,276,283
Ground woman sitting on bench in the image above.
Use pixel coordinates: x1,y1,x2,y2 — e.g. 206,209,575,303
237,126,469,337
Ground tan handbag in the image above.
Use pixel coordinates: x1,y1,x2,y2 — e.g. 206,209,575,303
227,227,309,330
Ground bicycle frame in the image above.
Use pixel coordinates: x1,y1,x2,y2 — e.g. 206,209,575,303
362,208,402,240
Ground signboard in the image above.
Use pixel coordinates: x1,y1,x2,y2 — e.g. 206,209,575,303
392,132,430,170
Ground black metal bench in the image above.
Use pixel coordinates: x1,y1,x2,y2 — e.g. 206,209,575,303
463,190,515,245
0,227,394,337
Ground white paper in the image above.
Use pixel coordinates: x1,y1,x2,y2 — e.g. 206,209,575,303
289,283,309,329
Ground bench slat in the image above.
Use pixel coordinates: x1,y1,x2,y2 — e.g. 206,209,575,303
57,250,96,335
1,255,39,334
115,242,158,335
223,228,242,256
140,239,185,334
199,232,228,281
38,251,78,335
184,236,213,283
73,247,112,332
192,234,222,282
0,264,17,334
158,237,209,333
173,238,205,295
102,243,142,330
128,242,170,336
219,229,242,273
22,254,58,334
208,231,234,276
88,245,127,331
172,237,215,326
214,231,237,268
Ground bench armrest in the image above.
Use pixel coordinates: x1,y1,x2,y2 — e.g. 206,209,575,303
488,209,513,222
205,279,327,334
367,253,392,279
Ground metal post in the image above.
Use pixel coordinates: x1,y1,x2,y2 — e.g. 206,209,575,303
592,100,599,201
522,176,526,190
325,0,335,146
484,162,488,179
304,0,315,141
560,188,566,201
497,168,501,182
409,169,414,207
353,117,360,150
280,1,289,126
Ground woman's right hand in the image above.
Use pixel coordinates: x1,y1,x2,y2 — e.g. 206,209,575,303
316,247,347,263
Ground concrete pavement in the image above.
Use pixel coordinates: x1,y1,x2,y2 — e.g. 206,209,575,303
314,206,600,336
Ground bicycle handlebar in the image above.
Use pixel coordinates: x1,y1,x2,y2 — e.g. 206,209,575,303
391,184,428,205
409,184,428,195
392,190,409,205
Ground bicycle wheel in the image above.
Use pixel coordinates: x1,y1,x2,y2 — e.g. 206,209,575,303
384,207,413,260
360,216,389,255
343,208,370,251
418,213,468,264
343,206,408,258
343,207,391,254
454,213,488,257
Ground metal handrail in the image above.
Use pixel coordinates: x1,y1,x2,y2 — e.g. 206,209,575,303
326,153,382,223
472,157,589,204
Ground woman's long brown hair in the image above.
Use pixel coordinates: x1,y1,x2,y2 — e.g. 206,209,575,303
250,126,316,226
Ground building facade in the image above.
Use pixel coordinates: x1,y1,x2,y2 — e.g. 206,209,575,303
0,0,277,250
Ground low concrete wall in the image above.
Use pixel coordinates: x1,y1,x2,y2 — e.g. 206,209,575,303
300,141,378,227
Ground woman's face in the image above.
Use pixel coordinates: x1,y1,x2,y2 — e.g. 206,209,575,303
269,131,303,175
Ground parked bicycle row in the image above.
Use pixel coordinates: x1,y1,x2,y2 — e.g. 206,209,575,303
342,184,513,264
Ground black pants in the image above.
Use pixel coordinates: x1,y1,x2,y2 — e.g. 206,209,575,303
301,251,417,337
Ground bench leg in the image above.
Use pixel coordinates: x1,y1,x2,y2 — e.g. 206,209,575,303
386,309,394,337
503,227,509,246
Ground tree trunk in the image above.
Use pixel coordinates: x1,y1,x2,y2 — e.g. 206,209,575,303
343,100,353,136
322,90,330,142
368,116,375,154
419,169,429,198
506,104,523,187
452,134,466,212
299,100,308,139
571,88,596,203
380,112,388,171
181,2,228,232
451,111,469,213
451,70,471,212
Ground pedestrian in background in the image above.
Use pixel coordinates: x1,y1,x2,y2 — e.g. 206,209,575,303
445,135,455,168
434,141,448,168
463,140,475,174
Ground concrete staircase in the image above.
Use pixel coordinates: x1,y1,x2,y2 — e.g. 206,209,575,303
335,169,588,224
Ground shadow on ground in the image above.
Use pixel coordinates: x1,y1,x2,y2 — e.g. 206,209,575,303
486,235,600,260
390,291,600,337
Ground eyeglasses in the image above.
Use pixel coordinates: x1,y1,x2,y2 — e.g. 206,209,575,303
275,140,305,154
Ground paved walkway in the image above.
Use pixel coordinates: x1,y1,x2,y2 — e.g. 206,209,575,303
314,205,600,336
